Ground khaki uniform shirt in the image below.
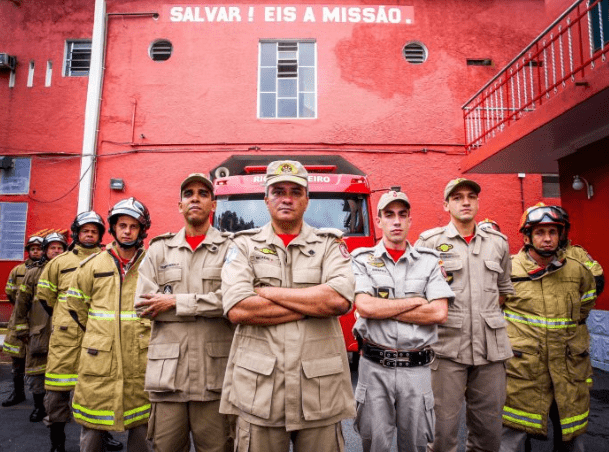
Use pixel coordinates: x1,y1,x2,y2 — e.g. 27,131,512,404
37,245,101,391
416,222,514,365
135,227,235,403
220,222,356,431
352,241,455,350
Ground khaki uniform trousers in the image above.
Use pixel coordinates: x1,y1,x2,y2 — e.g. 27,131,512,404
80,425,150,452
235,417,345,452
44,390,72,424
499,426,584,452
149,400,233,452
429,358,506,452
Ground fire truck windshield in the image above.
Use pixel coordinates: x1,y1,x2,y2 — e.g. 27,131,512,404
214,194,369,235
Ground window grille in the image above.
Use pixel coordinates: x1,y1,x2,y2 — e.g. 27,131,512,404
65,40,91,76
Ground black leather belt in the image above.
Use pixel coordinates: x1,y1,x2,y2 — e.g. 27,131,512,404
362,342,434,368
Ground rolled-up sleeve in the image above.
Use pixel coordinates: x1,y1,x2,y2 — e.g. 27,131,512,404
425,258,455,303
351,255,374,296
221,239,257,315
321,238,355,308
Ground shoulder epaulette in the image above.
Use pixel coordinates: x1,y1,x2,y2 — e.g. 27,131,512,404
418,226,446,241
233,228,262,237
315,227,344,238
221,231,233,238
351,246,375,258
415,246,440,257
149,232,176,245
484,228,508,241
79,252,101,267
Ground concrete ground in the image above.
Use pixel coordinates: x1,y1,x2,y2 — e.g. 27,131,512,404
1,336,608,451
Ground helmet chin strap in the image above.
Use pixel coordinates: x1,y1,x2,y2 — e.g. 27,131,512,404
533,246,557,258
115,237,138,249
80,242,99,249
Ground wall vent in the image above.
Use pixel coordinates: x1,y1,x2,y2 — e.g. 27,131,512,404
150,40,173,62
402,42,427,64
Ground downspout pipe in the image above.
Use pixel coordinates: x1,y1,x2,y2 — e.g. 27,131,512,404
77,0,106,213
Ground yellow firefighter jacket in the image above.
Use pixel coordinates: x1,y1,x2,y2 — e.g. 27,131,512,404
565,242,604,295
2,259,34,358
502,249,597,441
37,245,101,391
13,261,50,375
66,243,150,432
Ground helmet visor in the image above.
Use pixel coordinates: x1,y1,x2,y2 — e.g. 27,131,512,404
526,206,564,224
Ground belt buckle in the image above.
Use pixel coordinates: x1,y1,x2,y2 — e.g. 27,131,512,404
383,350,397,359
382,358,396,368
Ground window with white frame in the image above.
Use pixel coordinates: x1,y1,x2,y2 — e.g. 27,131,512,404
0,157,31,195
64,40,92,76
0,202,28,260
259,40,317,119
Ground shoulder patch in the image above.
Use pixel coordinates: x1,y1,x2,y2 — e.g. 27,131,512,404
316,227,344,238
485,228,508,241
150,232,176,245
415,246,440,257
418,226,446,241
335,238,350,258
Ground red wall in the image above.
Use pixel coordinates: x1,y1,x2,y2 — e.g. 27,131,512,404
559,137,609,310
1,0,565,302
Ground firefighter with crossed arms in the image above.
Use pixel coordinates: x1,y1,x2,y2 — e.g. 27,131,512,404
135,173,235,452
13,232,68,424
500,204,597,452
66,198,152,451
220,160,356,452
36,212,123,452
2,235,44,408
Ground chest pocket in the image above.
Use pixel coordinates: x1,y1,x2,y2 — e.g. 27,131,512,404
442,259,464,290
403,279,426,297
484,260,503,292
293,267,322,288
252,262,282,288
202,266,222,293
158,266,182,286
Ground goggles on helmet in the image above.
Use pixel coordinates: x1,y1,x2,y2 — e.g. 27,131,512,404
520,205,566,233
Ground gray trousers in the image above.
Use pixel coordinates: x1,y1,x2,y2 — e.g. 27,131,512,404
26,373,45,395
80,425,151,452
44,390,72,424
354,357,434,452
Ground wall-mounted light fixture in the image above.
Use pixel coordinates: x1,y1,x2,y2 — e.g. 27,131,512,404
110,178,125,191
572,175,593,199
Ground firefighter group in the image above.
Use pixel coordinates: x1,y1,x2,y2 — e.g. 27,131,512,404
1,160,603,452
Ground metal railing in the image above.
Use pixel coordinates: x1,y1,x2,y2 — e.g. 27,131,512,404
463,0,609,151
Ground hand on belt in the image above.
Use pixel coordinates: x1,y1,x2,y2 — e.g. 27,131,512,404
362,341,435,368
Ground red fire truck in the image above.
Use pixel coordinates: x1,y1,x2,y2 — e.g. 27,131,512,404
211,155,377,362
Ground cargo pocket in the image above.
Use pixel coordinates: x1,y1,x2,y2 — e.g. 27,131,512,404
205,340,232,392
301,354,345,421
418,390,435,446
145,342,180,392
505,336,540,380
29,332,49,355
566,334,592,383
482,311,512,361
80,334,113,377
435,312,463,359
483,260,503,292
403,279,426,296
230,348,276,419
353,384,370,439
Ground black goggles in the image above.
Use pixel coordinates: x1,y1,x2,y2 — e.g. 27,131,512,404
526,206,565,224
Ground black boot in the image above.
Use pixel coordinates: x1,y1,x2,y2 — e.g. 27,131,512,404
2,374,26,407
102,431,124,451
30,392,47,422
49,422,66,452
